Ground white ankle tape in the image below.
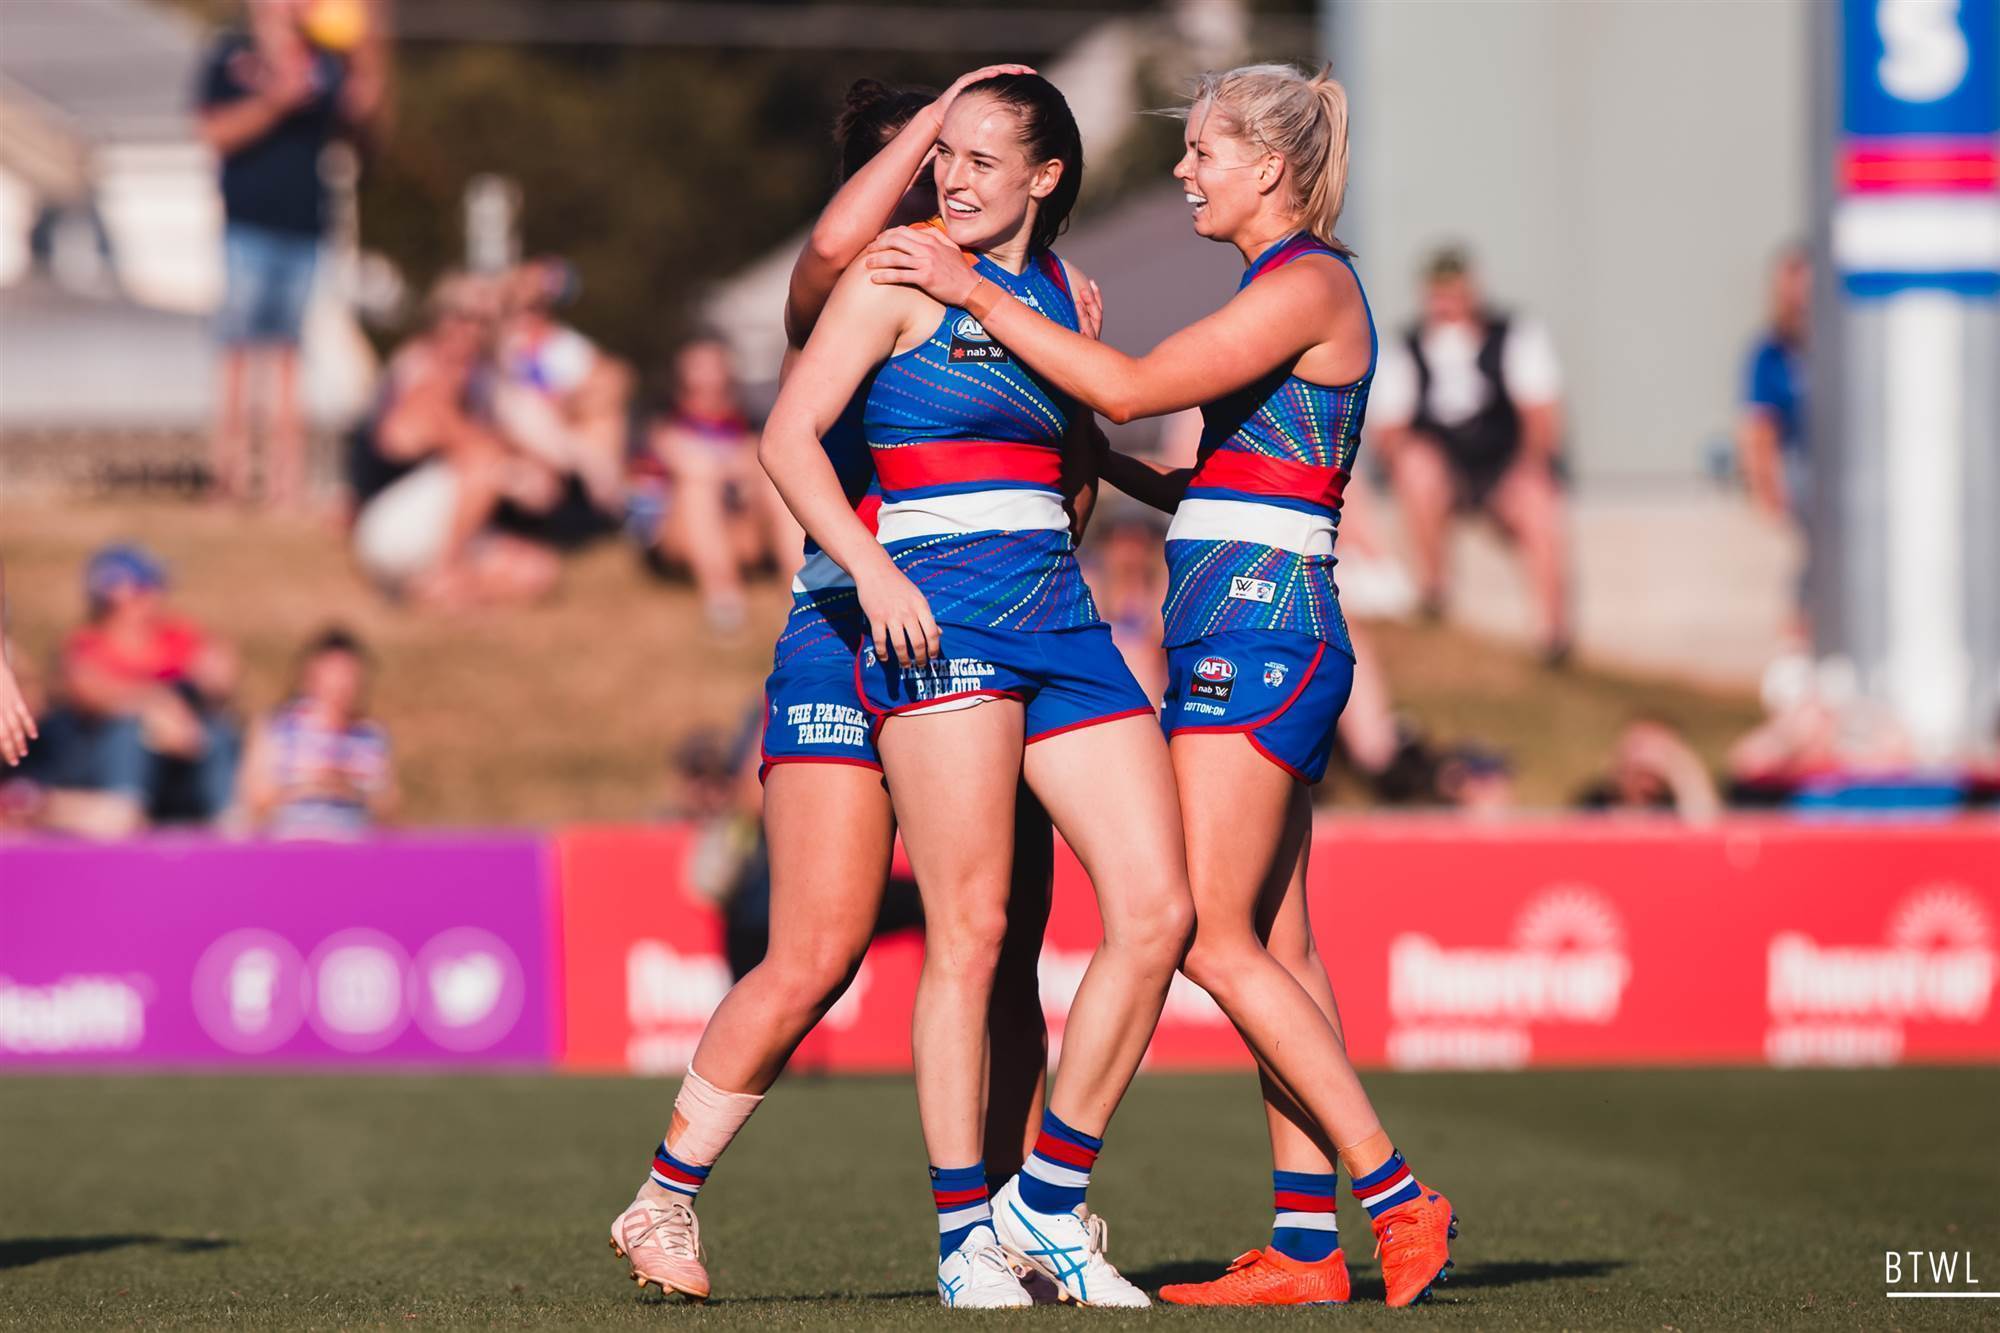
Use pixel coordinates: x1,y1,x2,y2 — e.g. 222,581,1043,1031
663,1068,764,1166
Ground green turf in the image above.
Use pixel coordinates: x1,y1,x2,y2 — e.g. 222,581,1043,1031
1,1069,1995,1330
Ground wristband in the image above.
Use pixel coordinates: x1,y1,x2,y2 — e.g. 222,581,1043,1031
963,277,1000,322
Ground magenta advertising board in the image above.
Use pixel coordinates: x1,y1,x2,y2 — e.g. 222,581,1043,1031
0,838,558,1066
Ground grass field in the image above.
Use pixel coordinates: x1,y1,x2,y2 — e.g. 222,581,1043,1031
0,499,1761,822
2,1069,1996,1330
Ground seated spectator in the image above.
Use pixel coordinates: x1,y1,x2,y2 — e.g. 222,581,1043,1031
347,274,561,608
488,256,631,546
1573,718,1720,821
1720,658,1971,812
640,336,804,631
30,545,240,837
239,626,395,839
1432,741,1516,817
1372,246,1573,664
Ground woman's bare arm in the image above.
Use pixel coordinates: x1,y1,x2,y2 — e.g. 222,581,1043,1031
866,224,1361,424
763,265,942,665
1096,447,1194,516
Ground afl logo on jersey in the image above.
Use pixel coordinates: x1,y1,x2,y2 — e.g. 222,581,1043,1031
949,313,1010,364
1191,655,1235,702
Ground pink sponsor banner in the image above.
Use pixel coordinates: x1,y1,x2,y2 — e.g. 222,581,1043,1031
557,818,2000,1073
0,837,558,1066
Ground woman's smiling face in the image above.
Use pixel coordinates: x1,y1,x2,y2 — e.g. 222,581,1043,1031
932,92,1060,251
1174,100,1271,241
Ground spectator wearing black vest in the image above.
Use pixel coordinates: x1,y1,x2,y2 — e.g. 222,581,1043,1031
195,0,385,509
1371,247,1573,664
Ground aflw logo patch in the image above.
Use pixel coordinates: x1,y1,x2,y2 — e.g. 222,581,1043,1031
1227,576,1276,604
949,313,1009,364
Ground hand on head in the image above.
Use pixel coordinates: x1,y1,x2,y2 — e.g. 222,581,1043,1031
939,63,1037,111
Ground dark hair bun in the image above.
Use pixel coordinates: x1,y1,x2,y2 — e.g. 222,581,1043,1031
834,79,935,181
834,79,896,146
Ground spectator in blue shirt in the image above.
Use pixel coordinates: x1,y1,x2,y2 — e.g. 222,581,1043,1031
1738,245,1810,525
195,0,384,509
1737,244,1812,635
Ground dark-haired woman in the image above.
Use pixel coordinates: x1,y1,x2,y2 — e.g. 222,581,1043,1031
762,73,1190,1309
606,65,1067,1308
867,63,1457,1309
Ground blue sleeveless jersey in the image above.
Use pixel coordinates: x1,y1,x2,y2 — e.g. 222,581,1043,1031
1162,233,1372,656
863,248,1100,632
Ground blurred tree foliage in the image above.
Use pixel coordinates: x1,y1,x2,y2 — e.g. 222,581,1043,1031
163,0,1312,387
360,42,1001,386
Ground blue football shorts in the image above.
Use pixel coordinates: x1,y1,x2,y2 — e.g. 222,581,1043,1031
1161,630,1355,783
856,621,1154,744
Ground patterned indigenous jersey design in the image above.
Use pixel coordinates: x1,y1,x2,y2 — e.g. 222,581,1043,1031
862,248,1100,632
1163,233,1373,656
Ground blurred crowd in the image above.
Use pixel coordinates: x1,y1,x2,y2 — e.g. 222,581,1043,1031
194,0,801,625
0,548,393,839
346,263,801,625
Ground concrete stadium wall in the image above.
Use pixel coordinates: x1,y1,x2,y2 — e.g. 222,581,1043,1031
1336,0,1811,486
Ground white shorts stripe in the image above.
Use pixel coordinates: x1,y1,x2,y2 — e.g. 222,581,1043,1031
937,1203,992,1233
901,694,1004,717
1273,1211,1339,1231
876,489,1067,544
1166,497,1335,555
791,548,855,594
1021,1158,1091,1190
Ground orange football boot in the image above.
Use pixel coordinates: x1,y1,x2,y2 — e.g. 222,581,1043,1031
1157,1247,1352,1306
1371,1185,1457,1307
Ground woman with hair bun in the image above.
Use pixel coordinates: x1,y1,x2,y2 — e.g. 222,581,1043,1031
867,63,1457,1308
762,71,1190,1308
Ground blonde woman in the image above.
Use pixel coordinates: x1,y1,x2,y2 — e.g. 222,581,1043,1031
867,63,1457,1307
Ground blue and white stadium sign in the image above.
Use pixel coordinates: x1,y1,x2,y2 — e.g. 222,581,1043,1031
1836,0,2000,295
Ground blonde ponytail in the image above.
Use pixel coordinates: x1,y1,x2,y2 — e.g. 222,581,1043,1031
1189,62,1353,254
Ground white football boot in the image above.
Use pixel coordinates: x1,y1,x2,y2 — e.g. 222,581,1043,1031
936,1225,1034,1308
609,1195,708,1301
991,1177,1150,1307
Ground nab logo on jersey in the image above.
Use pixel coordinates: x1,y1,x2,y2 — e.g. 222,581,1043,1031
949,314,1010,364
1192,655,1235,702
